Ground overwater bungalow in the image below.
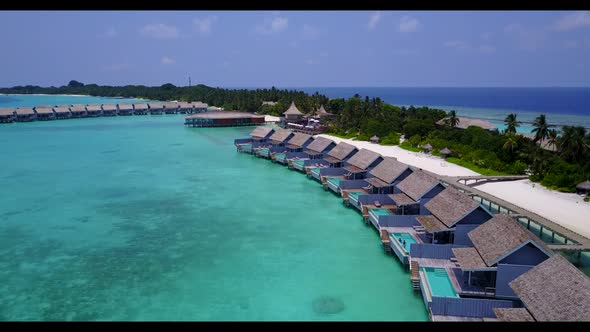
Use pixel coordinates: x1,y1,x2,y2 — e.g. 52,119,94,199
69,104,87,118
192,101,209,113
101,104,117,116
118,103,134,116
289,136,336,172
133,103,149,115
86,104,102,117
449,214,552,300
254,128,294,159
164,102,179,114
185,111,265,128
34,105,56,121
505,254,590,321
234,126,275,154
178,102,193,114
271,132,314,165
15,107,37,122
576,180,590,196
147,103,164,115
0,108,16,123
308,142,358,182
324,148,383,194
341,157,412,207
54,105,71,119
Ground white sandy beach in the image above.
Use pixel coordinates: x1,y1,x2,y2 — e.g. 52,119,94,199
320,134,590,239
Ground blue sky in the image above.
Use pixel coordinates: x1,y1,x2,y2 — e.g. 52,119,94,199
1,10,590,88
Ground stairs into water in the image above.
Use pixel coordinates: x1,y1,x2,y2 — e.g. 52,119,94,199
410,260,420,290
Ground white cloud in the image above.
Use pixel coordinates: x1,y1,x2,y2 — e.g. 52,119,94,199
102,64,129,71
552,11,590,31
504,23,544,51
302,24,320,40
399,16,420,33
194,16,218,35
368,11,382,30
140,23,179,39
256,16,288,34
161,56,175,65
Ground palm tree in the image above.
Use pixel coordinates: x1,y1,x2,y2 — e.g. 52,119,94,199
531,114,549,143
503,133,518,153
546,129,560,152
446,110,460,128
504,113,521,135
559,126,587,163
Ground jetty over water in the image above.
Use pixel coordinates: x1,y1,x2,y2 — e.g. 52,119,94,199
184,111,265,127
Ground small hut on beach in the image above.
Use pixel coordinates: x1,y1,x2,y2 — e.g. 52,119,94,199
576,180,590,196
370,135,380,144
439,147,452,159
422,143,432,153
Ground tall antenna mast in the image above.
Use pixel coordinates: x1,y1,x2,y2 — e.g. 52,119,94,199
189,76,191,87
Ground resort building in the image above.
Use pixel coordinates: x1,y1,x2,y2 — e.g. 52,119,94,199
86,104,102,117
340,157,413,208
147,102,164,115
193,101,209,113
185,111,265,128
133,103,149,115
234,126,275,154
271,132,314,165
34,105,56,121
314,105,334,119
283,101,303,121
436,116,497,131
52,105,71,119
308,142,358,182
164,102,179,114
505,254,590,321
450,214,552,300
117,103,134,116
102,104,119,116
69,104,87,118
177,102,193,114
290,136,336,172
0,108,16,123
15,107,37,122
324,148,383,194
254,128,294,158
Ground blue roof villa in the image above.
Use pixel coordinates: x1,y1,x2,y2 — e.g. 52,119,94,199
289,136,336,172
324,148,383,194
308,141,358,181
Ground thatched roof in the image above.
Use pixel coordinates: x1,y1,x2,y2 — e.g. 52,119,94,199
576,180,590,191
164,102,178,109
35,105,54,114
118,103,133,111
315,105,333,117
286,132,313,148
436,116,496,131
493,308,535,322
370,135,379,141
148,103,164,109
101,104,117,111
283,101,303,115
179,102,194,109
193,101,208,108
509,254,590,321
0,108,16,116
452,247,488,270
439,147,452,155
305,136,334,153
468,214,552,267
133,103,148,110
16,107,35,115
424,187,480,228
396,170,441,202
250,126,274,139
369,157,410,184
416,215,450,233
388,193,416,206
268,128,293,143
422,143,433,150
345,148,382,170
86,104,102,112
69,105,85,113
327,142,357,161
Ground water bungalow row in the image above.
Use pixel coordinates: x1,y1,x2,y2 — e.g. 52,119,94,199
0,101,209,123
184,111,266,127
233,125,590,322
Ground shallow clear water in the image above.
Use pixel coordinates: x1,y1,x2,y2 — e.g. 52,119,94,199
0,115,427,321
422,268,458,298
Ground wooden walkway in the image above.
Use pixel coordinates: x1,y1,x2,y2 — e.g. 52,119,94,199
436,173,590,251
453,175,529,186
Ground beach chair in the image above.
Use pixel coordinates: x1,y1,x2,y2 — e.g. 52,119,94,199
374,201,382,207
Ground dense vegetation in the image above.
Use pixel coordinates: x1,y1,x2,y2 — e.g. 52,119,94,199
2,81,588,192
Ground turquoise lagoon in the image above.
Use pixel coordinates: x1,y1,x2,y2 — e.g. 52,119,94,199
0,111,427,320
